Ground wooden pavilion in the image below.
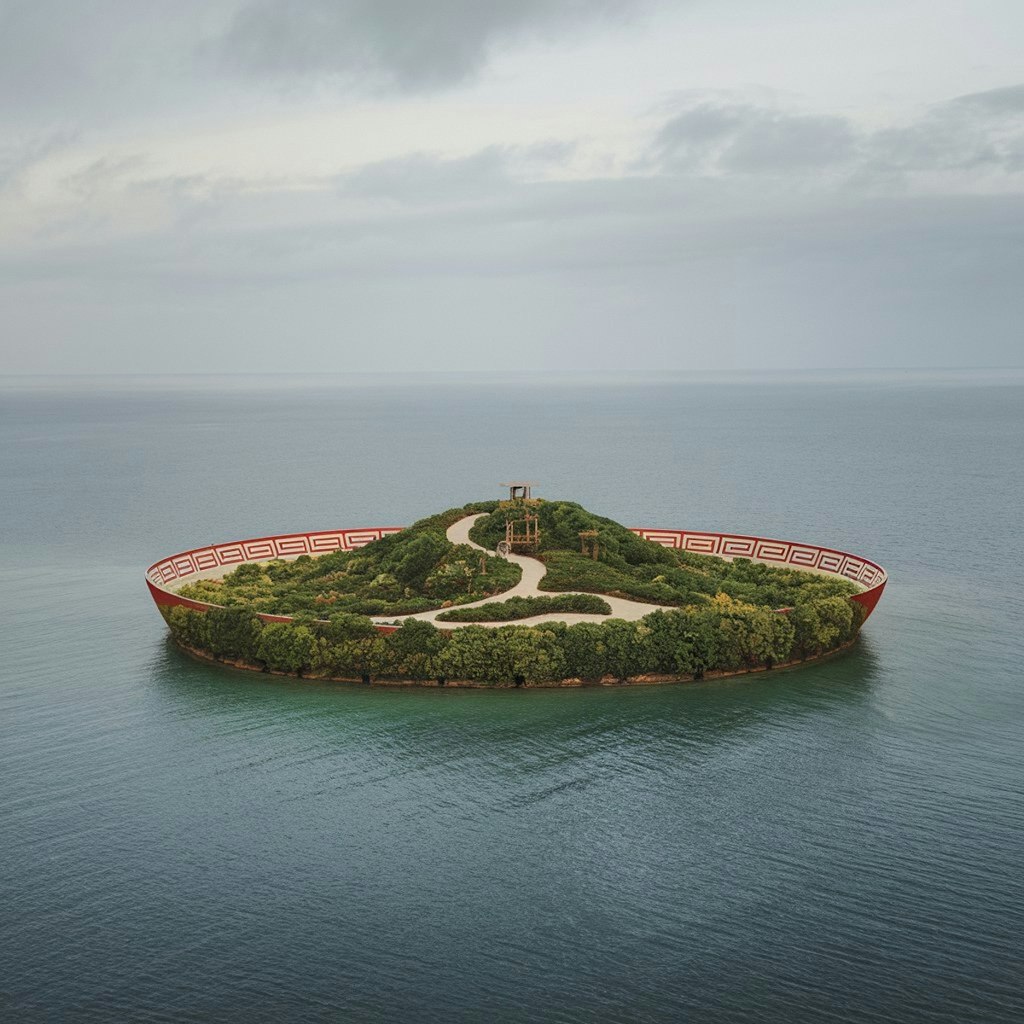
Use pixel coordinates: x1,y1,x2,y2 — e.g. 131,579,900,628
499,481,541,553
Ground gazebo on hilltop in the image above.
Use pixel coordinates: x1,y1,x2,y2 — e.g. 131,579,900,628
499,481,538,504
498,481,541,554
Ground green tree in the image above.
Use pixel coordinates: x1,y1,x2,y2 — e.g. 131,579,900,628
204,606,264,661
319,612,378,642
436,627,499,683
384,619,451,678
166,605,211,651
484,626,568,684
599,619,647,680
791,596,854,658
256,622,316,674
561,622,609,680
309,612,386,679
642,609,706,675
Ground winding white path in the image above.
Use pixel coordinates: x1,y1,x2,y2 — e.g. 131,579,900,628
372,514,668,631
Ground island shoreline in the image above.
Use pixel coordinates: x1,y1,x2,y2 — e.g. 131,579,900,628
170,635,860,689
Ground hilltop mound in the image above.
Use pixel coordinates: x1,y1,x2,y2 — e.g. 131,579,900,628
178,501,519,617
470,500,857,608
179,498,858,620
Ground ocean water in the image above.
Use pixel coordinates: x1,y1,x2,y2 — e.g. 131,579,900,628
1,371,1022,1023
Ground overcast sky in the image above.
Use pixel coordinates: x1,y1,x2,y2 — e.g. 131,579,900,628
1,0,1022,373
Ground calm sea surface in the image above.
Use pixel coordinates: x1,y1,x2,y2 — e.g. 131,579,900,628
1,372,1022,1023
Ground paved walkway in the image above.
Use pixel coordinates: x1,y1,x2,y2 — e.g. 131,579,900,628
372,514,667,630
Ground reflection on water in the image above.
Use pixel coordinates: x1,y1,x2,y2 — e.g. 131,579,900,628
145,637,883,829
149,636,881,754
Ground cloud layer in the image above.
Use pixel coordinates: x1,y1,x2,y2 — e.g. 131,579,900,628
0,0,1022,372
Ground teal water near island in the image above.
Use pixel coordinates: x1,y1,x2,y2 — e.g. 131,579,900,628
2,371,1022,1023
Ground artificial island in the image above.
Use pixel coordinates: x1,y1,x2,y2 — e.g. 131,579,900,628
147,483,887,687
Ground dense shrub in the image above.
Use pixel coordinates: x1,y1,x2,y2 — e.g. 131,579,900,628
309,614,388,679
177,502,517,617
537,551,679,604
790,595,860,658
470,500,859,609
558,622,610,679
204,606,264,662
382,619,451,679
165,592,861,686
434,625,567,685
436,594,612,622
256,622,316,675
167,605,210,651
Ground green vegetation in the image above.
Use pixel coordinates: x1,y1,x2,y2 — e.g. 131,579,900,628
178,502,520,617
436,594,612,622
469,500,859,608
165,590,865,686
164,497,869,685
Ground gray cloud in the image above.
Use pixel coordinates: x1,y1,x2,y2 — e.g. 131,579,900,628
0,129,76,190
950,83,1024,113
217,0,639,91
865,87,1024,177
60,154,149,200
653,104,856,173
0,0,646,123
723,114,856,172
649,88,1024,181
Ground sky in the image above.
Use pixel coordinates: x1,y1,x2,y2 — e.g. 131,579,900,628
1,0,1022,374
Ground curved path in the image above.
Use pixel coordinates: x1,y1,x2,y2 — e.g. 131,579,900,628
372,514,668,630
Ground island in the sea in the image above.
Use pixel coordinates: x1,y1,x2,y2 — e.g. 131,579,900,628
147,484,887,687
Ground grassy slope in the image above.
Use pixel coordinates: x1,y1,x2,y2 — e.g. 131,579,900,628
178,501,521,617
177,497,857,618
469,500,858,608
